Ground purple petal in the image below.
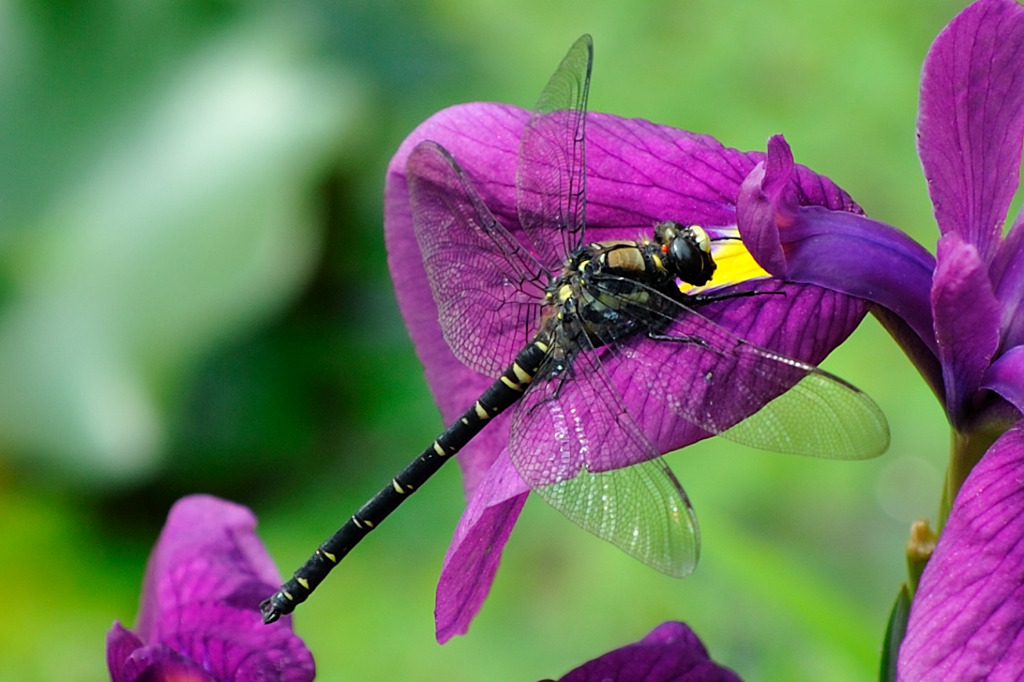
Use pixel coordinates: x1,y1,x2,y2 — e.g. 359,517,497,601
984,346,1024,415
735,138,793,276
738,136,943,396
110,495,314,682
126,657,211,682
107,624,151,682
932,233,1002,427
992,216,1024,349
898,420,1024,680
137,495,282,639
108,630,214,682
739,137,937,343
917,0,1024,262
581,115,858,230
435,451,529,643
551,622,741,682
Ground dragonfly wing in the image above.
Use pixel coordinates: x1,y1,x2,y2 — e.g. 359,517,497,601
719,368,890,460
599,278,889,460
509,335,700,577
510,340,652,487
517,34,592,268
408,141,548,377
534,457,699,577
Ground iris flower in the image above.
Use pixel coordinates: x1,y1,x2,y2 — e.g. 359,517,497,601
540,622,740,682
385,100,877,640
736,0,1024,677
107,495,314,682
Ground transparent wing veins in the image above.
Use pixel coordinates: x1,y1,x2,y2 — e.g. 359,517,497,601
511,329,700,577
408,141,548,376
534,457,699,577
516,35,593,267
588,273,890,459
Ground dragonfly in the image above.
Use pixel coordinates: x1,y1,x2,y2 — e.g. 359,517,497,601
260,34,889,624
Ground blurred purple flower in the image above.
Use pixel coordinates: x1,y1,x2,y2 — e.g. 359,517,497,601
540,622,741,682
385,105,871,641
736,0,1024,677
107,495,314,682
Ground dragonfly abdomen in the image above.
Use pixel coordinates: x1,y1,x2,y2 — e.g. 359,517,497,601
260,338,550,624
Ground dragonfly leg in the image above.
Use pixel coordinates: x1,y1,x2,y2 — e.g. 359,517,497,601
646,332,717,352
688,287,785,307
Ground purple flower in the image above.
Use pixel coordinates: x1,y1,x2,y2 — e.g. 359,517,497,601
736,0,1024,677
898,421,1024,680
107,495,314,682
540,622,741,682
385,103,873,641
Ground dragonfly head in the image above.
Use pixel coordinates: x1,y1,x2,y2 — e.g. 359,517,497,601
654,221,716,286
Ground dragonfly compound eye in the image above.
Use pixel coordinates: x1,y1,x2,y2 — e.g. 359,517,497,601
668,227,716,286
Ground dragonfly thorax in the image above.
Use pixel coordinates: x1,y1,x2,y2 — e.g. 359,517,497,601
542,222,716,351
547,221,715,306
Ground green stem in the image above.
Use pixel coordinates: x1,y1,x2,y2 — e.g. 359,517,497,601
941,427,1001,529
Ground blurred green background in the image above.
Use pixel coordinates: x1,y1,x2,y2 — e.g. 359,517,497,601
0,0,971,680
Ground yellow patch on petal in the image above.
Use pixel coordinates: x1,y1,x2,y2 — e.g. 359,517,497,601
680,234,769,294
